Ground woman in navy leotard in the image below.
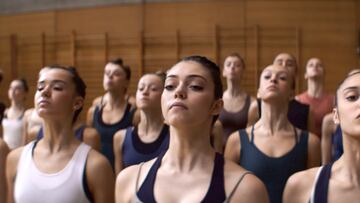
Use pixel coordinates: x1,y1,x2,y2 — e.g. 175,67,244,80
113,71,169,175
225,64,320,203
87,58,136,169
284,69,360,203
115,56,269,203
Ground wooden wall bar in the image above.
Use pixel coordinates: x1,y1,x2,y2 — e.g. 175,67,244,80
0,0,357,121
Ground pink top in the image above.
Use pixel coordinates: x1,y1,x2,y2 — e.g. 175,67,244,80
296,92,334,138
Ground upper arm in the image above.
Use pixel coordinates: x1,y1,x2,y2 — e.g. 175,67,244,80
307,132,321,168
83,127,101,151
86,151,115,203
247,100,259,127
211,120,223,153
115,165,140,203
86,106,96,127
113,130,126,175
321,113,335,165
6,147,23,203
224,131,241,163
0,139,9,203
283,170,315,203
230,174,269,203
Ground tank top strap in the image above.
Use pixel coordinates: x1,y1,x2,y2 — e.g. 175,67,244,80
135,162,145,192
136,150,166,203
225,171,252,203
201,153,226,203
250,125,255,143
309,164,332,203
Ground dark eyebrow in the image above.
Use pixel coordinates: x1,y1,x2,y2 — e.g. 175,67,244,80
37,80,67,85
166,74,207,82
342,86,359,92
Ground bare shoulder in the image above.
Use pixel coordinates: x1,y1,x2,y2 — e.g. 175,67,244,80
224,160,269,203
92,96,103,106
115,159,156,202
308,132,320,147
6,146,25,175
87,149,112,172
283,167,319,203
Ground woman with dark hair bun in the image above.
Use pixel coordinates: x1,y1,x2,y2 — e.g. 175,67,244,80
87,58,136,169
6,66,114,203
2,78,28,150
115,56,268,203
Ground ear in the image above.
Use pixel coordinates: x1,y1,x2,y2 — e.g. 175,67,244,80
210,99,223,116
333,108,340,125
73,96,84,111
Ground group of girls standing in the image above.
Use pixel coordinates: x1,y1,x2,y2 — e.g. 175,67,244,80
0,51,357,203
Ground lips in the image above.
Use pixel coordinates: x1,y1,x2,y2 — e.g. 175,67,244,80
169,102,188,110
38,99,50,106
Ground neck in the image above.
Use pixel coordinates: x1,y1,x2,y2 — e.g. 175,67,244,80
258,100,291,134
307,78,323,98
106,91,126,108
335,134,360,186
138,109,164,136
226,79,242,96
164,123,215,172
41,120,75,152
11,100,25,110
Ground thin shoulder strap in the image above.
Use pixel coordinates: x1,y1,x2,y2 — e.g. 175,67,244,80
135,162,145,192
250,125,255,143
225,171,252,203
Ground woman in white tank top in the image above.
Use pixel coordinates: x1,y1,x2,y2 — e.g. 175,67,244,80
6,65,114,203
2,79,28,150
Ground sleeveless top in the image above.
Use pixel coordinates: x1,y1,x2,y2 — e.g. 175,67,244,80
258,99,309,131
2,111,25,149
14,141,91,203
219,94,251,144
332,126,343,162
296,92,334,137
37,125,87,141
239,126,309,203
122,125,170,169
309,164,333,203
133,151,251,203
93,102,135,169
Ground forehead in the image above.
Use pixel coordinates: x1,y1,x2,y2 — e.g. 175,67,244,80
10,80,22,86
307,58,321,64
105,63,124,71
38,68,72,83
338,74,360,93
167,61,211,80
274,54,294,62
225,56,241,62
139,74,161,84
262,65,289,74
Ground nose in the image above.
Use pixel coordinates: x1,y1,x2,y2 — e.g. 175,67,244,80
174,84,186,99
40,85,51,97
270,74,278,84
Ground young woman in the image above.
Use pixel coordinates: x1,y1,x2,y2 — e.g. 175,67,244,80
87,58,136,169
2,78,28,150
284,70,360,203
115,56,269,203
0,138,9,203
225,64,320,203
218,53,255,146
248,53,311,131
296,57,334,138
113,71,169,175
6,66,114,203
